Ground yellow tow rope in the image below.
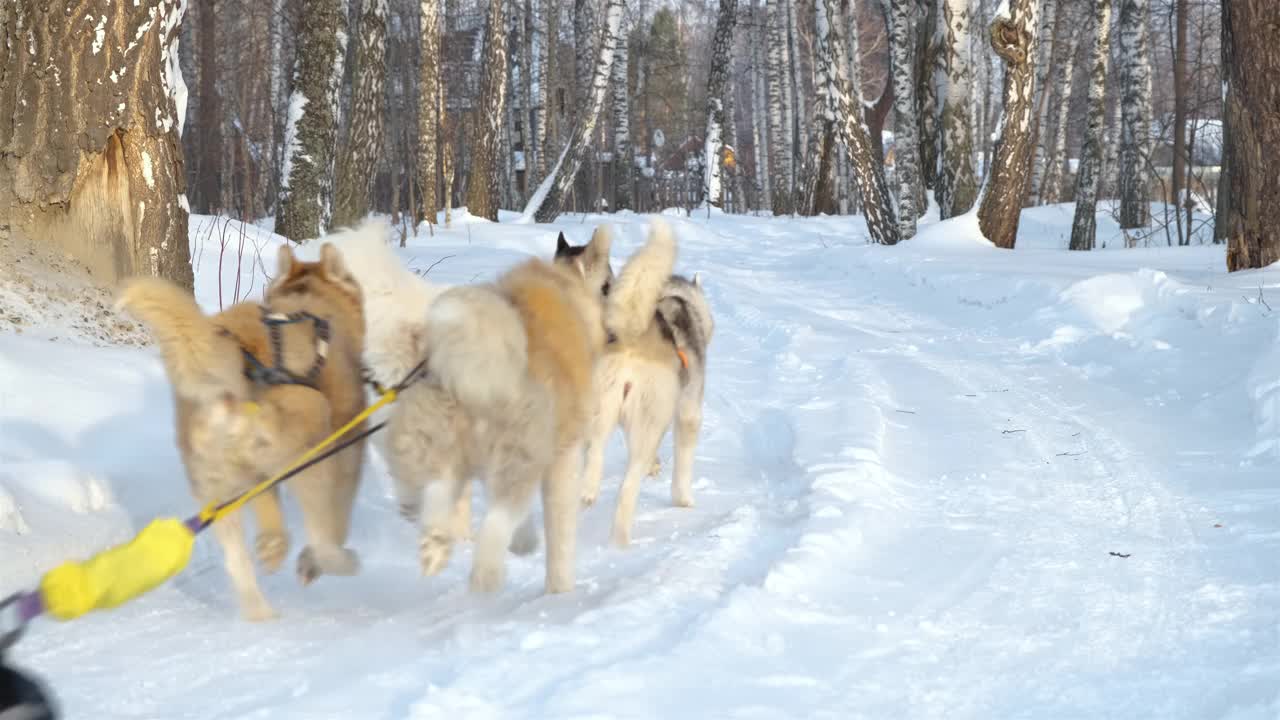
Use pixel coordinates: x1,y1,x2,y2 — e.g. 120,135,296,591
5,387,400,628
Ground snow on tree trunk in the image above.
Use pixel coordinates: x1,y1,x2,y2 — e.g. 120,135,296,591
277,0,349,241
1068,0,1112,251
976,0,1038,250
611,12,633,210
704,0,739,209
418,0,442,225
888,0,922,238
1116,0,1152,229
0,0,194,289
751,1,772,212
1037,1,1079,205
332,0,388,229
527,0,625,223
767,0,795,214
466,0,510,221
1221,0,1280,271
814,0,899,244
938,0,978,219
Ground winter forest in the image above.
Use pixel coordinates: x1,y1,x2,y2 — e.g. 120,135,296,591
3,0,1280,717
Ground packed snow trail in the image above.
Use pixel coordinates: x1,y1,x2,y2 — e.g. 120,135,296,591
1,208,1277,718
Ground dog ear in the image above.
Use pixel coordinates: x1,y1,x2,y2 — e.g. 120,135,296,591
693,271,702,288
276,244,296,277
319,242,349,279
555,232,570,257
585,225,612,264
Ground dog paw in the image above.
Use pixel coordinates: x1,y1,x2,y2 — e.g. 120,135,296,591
508,518,540,556
672,490,695,509
255,531,289,573
398,502,420,525
609,525,631,548
239,595,278,622
469,561,506,593
419,531,453,576
545,570,574,594
648,458,663,477
448,511,472,542
296,547,321,585
580,490,599,507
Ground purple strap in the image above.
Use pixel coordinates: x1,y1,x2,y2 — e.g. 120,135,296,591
15,593,43,624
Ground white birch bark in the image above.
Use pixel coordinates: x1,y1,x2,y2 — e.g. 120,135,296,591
887,0,922,237
611,10,632,210
767,0,795,213
1038,0,1080,205
1116,0,1152,228
938,0,978,218
1069,0,1112,251
751,0,772,211
815,0,899,244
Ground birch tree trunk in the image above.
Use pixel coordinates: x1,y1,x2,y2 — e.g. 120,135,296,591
1038,1,1080,205
787,0,808,159
1116,0,1151,228
466,0,509,221
1169,0,1187,245
938,0,978,219
767,0,795,213
332,0,388,229
418,0,442,225
536,0,554,181
572,0,600,212
0,0,193,288
528,0,626,223
1221,0,1280,271
277,0,349,241
502,6,521,209
1027,0,1056,202
704,0,739,209
976,0,1038,249
752,0,772,212
611,11,633,210
1068,0,1112,251
888,0,922,238
522,0,537,191
815,0,900,244
916,0,943,196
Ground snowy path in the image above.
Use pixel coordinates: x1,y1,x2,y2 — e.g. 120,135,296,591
3,211,1278,718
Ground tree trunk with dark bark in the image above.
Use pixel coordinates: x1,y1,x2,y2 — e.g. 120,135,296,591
0,0,194,289
1170,0,1188,245
466,0,510,221
1221,0,1280,271
332,0,388,229
976,0,1038,249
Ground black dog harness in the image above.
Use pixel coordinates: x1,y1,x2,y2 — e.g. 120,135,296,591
233,309,331,390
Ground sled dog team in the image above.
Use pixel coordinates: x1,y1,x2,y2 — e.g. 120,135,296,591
116,219,713,621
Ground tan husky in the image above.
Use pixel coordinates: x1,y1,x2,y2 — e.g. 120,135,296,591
115,244,368,621
382,230,612,595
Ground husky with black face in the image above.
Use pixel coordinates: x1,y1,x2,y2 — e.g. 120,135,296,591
555,220,714,547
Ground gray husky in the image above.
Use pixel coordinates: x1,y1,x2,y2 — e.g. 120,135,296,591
554,221,714,546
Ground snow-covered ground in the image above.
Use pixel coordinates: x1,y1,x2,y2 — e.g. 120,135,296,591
2,203,1278,718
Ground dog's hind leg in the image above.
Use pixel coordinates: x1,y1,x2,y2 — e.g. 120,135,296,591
611,410,667,547
470,443,544,593
671,387,704,509
210,509,277,621
580,378,624,507
543,442,582,592
292,460,361,585
418,466,467,576
251,486,289,574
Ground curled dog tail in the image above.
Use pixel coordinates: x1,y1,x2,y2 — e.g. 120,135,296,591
606,218,677,344
115,277,249,404
423,286,528,411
